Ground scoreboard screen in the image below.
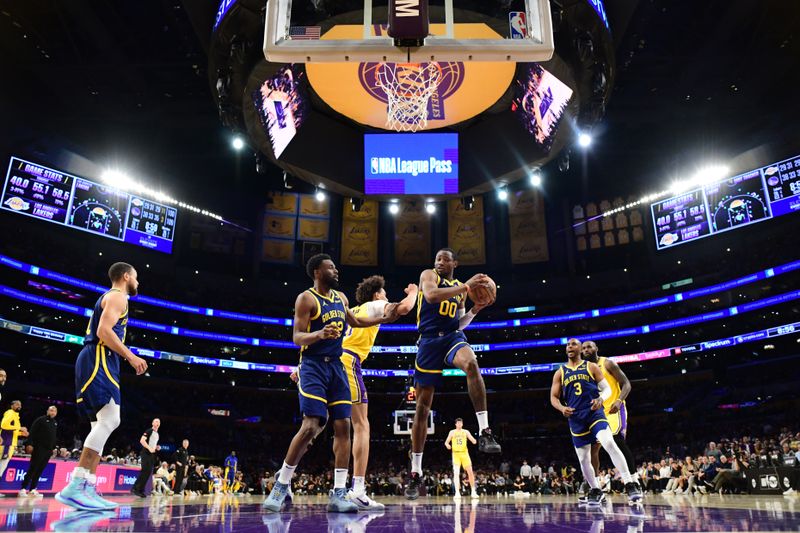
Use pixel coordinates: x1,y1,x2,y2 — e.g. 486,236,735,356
651,153,800,250
1,157,177,254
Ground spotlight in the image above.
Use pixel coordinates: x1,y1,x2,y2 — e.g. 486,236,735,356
425,201,436,214
497,187,508,201
351,197,364,212
558,151,570,172
232,136,245,150
282,171,294,190
255,153,267,174
461,196,475,211
389,203,400,215
315,187,326,202
530,171,542,187
578,132,592,148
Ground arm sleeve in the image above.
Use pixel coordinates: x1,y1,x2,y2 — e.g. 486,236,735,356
458,310,476,330
366,300,389,319
597,379,612,401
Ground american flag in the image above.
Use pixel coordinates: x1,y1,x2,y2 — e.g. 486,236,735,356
289,26,321,40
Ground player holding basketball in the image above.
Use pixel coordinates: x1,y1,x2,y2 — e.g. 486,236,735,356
445,418,479,500
405,248,501,500
550,338,642,505
56,262,149,510
263,254,397,513
581,341,643,493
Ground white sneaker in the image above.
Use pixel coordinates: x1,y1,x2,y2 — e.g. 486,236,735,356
784,488,796,495
454,492,462,500
18,489,27,497
347,490,385,511
30,489,42,498
470,492,479,500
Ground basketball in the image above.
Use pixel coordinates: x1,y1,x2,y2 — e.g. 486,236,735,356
469,276,496,306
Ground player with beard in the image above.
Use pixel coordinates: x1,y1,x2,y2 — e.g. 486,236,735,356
263,254,398,513
581,341,642,496
56,262,148,511
550,338,642,505
405,248,501,500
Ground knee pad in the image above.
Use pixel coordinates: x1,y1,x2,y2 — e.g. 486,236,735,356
97,402,121,431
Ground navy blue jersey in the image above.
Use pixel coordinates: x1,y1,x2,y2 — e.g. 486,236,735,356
561,360,599,411
300,288,347,359
417,273,464,335
84,289,128,348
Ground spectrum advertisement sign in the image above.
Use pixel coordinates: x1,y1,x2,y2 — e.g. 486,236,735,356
0,458,139,494
364,133,458,195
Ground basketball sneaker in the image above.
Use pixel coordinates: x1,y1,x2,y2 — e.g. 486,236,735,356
453,491,461,500
273,471,294,504
17,489,27,497
470,491,479,500
84,483,118,510
625,482,643,503
30,489,42,498
327,488,358,513
404,472,422,500
55,478,107,511
347,490,385,511
478,429,501,454
586,488,604,506
262,481,290,513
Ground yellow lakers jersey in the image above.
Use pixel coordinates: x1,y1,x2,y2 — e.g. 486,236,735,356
341,303,381,363
451,429,469,453
598,356,622,410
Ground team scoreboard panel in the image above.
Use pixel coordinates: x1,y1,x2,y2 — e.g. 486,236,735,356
1,157,177,254
651,153,800,250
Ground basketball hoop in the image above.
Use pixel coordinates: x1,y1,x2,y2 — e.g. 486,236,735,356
376,62,443,132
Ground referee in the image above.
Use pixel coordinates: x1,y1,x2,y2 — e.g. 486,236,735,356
132,418,160,497
20,406,58,497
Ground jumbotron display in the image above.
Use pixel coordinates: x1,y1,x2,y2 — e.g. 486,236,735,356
651,154,800,250
1,157,177,253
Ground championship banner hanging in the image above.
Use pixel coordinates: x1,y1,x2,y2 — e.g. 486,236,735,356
341,199,379,266
508,189,549,263
394,200,431,266
448,197,486,265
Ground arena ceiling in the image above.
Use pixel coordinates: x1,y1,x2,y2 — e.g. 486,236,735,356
0,0,798,224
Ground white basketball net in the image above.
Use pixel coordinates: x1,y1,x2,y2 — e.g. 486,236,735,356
376,62,443,132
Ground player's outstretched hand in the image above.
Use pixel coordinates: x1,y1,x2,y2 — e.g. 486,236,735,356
561,406,575,418
289,369,299,384
128,354,148,375
590,398,603,411
320,323,340,339
404,283,419,296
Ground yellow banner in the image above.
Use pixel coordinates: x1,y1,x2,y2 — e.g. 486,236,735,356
262,239,295,264
265,192,298,215
395,201,430,266
263,214,297,240
299,195,330,218
508,190,549,264
341,199,379,266
298,217,329,242
448,197,485,265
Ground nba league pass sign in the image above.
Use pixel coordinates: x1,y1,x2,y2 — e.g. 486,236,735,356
364,133,458,195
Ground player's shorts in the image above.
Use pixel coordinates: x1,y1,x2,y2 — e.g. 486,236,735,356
225,468,236,482
414,330,470,388
606,402,628,436
452,452,472,469
298,356,352,421
75,344,121,421
569,408,609,448
341,350,368,404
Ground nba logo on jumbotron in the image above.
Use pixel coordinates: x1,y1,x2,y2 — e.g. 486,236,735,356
509,12,527,39
370,158,379,175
